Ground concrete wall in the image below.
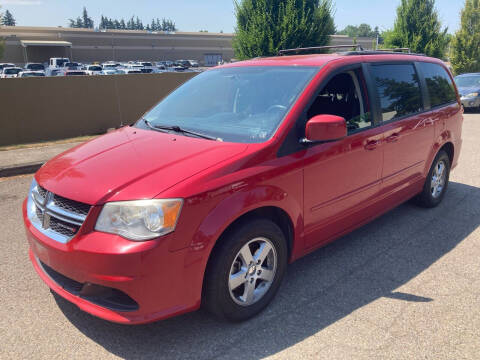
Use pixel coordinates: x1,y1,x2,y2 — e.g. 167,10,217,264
0,72,196,146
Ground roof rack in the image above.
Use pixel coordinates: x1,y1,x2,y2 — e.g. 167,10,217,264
374,48,411,53
278,44,364,56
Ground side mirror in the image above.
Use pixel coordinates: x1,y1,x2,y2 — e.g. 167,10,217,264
304,115,347,143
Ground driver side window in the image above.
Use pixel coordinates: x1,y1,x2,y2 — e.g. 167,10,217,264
307,69,372,134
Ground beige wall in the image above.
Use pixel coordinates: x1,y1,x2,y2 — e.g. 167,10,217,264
0,72,196,146
0,26,374,65
0,26,234,65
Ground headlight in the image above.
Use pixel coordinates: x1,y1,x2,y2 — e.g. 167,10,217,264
464,92,479,98
95,199,183,241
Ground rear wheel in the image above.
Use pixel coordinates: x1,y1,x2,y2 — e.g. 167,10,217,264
414,150,450,208
203,219,288,322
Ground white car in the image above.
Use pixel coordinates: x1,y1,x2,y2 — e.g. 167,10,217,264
1,67,23,78
117,68,143,74
85,65,103,75
102,69,121,75
0,63,15,72
18,71,45,78
137,61,155,73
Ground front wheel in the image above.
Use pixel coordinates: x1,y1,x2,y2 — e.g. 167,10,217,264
203,219,288,322
414,150,450,208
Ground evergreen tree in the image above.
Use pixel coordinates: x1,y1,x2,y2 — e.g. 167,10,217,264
384,0,449,58
120,19,126,29
1,9,16,26
233,0,335,60
151,19,157,31
451,0,480,74
127,16,135,30
114,20,120,29
82,7,94,28
135,16,143,30
0,7,4,59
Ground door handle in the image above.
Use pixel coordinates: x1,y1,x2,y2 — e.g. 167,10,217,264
385,133,400,143
364,140,380,151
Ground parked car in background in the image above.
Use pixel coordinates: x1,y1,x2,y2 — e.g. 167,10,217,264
24,63,46,73
18,71,45,78
454,73,480,111
117,69,143,74
23,49,463,324
64,70,87,76
85,65,103,75
102,62,122,70
0,63,16,71
46,57,70,76
102,69,121,75
187,60,199,68
1,67,23,78
175,59,191,68
137,62,155,73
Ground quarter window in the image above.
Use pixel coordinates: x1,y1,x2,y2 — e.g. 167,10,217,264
371,64,423,121
418,62,457,108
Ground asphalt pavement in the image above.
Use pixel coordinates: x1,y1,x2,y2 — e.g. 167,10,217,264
1,114,479,359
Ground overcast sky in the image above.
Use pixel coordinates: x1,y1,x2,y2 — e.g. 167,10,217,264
0,0,464,34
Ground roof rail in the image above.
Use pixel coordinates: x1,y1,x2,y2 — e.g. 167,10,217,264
278,44,364,56
374,48,411,53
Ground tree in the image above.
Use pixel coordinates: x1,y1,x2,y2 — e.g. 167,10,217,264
233,0,335,60
1,9,16,26
451,0,480,74
82,7,94,28
337,23,377,37
383,0,449,58
0,7,4,60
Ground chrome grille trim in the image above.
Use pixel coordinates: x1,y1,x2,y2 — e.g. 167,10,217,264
27,181,91,244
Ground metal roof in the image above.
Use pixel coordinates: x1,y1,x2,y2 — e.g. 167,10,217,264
20,40,72,47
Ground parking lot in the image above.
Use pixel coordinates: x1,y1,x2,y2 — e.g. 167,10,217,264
1,113,479,359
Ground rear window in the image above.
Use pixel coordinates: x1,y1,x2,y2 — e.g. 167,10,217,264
371,64,423,121
418,62,457,107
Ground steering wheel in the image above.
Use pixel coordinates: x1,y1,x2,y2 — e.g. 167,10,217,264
266,104,287,113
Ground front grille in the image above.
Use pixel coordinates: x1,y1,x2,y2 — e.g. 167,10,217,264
49,217,79,238
30,184,91,243
39,260,139,312
37,186,47,199
52,194,91,216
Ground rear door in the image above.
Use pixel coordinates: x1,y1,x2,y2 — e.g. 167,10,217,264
367,62,434,195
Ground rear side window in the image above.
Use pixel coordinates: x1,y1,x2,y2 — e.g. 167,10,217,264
370,64,423,121
418,62,457,108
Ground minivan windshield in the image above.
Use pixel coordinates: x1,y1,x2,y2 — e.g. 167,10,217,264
140,66,318,143
455,75,480,88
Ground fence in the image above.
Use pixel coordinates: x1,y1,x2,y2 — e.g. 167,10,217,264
0,72,197,146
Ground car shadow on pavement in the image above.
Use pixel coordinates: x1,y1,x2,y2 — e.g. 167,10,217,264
53,181,480,360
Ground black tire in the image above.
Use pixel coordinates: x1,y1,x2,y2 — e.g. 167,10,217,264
414,150,450,208
203,218,288,322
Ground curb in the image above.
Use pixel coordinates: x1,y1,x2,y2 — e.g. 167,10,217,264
0,162,44,178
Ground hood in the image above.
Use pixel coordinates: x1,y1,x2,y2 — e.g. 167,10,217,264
457,86,480,97
36,127,248,205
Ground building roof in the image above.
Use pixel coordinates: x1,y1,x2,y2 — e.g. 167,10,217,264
20,40,72,47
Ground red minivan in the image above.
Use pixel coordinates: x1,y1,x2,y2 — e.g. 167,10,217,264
23,49,463,324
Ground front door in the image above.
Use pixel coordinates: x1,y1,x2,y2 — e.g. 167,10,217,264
302,67,384,249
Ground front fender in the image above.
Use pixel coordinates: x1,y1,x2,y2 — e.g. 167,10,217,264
191,183,304,260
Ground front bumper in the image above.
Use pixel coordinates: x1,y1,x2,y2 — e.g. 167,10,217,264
461,96,480,109
23,200,201,324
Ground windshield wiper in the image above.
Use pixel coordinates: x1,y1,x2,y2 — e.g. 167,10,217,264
143,119,220,141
